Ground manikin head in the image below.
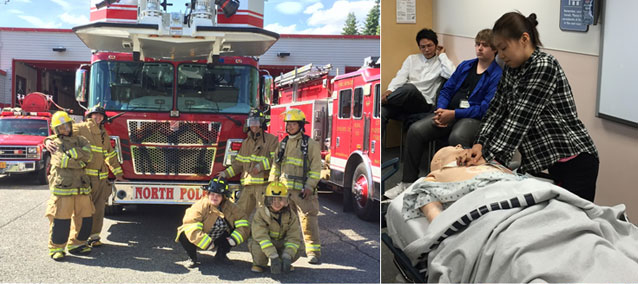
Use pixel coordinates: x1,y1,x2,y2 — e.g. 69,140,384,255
430,145,465,171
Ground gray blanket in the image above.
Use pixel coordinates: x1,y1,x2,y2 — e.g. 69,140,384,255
402,178,638,283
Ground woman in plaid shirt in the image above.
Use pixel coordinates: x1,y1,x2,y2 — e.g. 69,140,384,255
461,12,599,202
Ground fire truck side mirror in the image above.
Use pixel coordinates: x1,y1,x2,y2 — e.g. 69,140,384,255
75,67,89,103
261,74,274,106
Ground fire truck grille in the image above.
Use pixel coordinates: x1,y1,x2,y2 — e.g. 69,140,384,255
127,120,222,145
0,146,28,159
130,146,217,176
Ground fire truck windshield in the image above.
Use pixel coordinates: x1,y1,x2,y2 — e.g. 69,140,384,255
90,61,175,112
0,119,49,136
176,64,258,114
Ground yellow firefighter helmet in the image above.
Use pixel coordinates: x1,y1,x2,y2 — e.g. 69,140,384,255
51,111,73,134
51,111,73,128
264,181,288,197
283,108,306,123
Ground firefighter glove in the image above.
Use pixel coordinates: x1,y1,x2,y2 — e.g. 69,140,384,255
226,237,236,247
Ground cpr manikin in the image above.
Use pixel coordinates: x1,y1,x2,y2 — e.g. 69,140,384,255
402,145,522,222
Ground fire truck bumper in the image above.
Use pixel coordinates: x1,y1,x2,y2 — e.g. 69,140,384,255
110,181,241,205
0,160,38,174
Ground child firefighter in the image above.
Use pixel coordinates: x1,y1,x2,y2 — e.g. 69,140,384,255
175,177,250,268
249,181,302,274
45,111,95,261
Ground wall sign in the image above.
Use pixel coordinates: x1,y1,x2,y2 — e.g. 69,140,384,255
396,0,416,24
560,0,598,32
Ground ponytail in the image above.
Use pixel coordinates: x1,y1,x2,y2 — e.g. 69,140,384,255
493,11,543,49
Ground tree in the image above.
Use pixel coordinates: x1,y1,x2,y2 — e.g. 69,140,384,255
362,0,380,35
342,12,359,35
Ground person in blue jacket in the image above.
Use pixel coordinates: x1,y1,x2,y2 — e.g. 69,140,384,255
385,29,503,199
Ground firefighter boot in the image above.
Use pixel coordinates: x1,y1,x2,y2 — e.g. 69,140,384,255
87,238,103,247
214,234,232,263
282,253,292,273
251,265,264,273
188,258,201,269
51,251,65,261
68,245,92,255
308,255,321,265
270,256,282,274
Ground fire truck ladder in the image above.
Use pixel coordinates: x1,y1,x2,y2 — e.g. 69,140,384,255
73,0,279,61
274,63,332,102
274,63,332,87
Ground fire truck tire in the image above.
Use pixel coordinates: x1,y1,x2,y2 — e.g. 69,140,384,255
348,162,378,221
34,154,50,185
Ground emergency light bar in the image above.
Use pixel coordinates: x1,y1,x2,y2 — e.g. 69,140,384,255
0,110,51,117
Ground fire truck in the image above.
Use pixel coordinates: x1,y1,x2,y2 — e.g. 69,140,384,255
72,0,279,213
0,93,55,185
269,58,381,221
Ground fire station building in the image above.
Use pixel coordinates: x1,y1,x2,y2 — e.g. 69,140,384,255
0,27,379,111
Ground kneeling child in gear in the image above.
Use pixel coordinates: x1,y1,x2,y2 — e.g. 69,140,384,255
269,108,323,264
175,177,250,268
45,111,95,261
249,181,302,274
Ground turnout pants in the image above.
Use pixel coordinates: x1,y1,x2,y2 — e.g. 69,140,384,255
89,177,112,241
45,194,95,255
177,231,232,261
236,184,267,216
288,189,321,258
249,238,302,267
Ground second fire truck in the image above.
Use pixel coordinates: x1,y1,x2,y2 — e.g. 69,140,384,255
269,58,381,221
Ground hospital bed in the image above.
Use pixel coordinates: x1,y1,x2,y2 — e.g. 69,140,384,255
383,175,638,283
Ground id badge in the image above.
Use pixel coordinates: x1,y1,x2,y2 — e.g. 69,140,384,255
459,99,470,109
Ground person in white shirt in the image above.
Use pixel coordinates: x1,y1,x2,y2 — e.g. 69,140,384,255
381,28,456,138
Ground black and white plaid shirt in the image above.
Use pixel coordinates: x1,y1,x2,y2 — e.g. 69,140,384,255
476,49,598,173
209,217,229,241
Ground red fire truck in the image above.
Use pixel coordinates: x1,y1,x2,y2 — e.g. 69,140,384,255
72,0,278,212
270,58,381,221
0,93,54,185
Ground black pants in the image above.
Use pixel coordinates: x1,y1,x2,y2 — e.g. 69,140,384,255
547,153,600,202
381,83,432,138
178,231,232,261
403,114,481,182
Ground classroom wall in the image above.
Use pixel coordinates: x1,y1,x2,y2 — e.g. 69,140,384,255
432,0,638,221
380,0,433,92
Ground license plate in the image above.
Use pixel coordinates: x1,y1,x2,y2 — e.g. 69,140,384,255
0,162,6,169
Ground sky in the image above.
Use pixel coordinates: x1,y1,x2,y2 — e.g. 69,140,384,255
0,0,377,35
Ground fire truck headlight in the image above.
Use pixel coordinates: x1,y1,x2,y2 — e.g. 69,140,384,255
27,147,39,158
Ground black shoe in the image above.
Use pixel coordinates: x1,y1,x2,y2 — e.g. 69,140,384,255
68,245,92,255
214,252,231,263
308,255,321,265
87,238,103,248
187,259,201,269
282,257,292,272
270,257,282,274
